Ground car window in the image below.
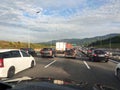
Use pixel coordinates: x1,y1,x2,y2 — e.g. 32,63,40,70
43,48,52,51
94,50,106,54
0,52,11,58
21,50,30,57
28,48,34,51
10,51,21,57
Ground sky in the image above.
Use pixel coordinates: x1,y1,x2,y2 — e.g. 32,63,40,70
0,0,120,43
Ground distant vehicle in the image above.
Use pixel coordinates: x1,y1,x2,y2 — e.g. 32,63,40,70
0,49,36,78
20,48,37,57
40,48,56,58
56,42,73,53
64,48,77,59
115,63,120,80
89,49,109,62
87,47,95,56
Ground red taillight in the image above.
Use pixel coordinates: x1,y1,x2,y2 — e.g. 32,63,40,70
0,58,4,67
40,50,43,54
49,50,52,54
49,50,52,52
88,50,91,53
93,54,97,56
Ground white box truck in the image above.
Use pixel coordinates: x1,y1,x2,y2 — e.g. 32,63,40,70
56,42,66,53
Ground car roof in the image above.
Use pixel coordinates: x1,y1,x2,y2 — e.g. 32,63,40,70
0,49,19,52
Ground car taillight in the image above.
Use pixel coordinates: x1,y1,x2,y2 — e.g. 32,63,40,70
105,54,109,57
88,50,91,53
93,54,97,56
105,54,107,56
0,58,4,67
49,50,52,54
40,50,43,53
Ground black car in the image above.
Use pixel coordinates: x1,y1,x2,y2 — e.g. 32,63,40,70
40,48,56,58
20,48,37,57
89,49,109,62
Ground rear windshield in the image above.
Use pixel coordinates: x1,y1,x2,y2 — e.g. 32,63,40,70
94,50,106,54
42,48,52,51
0,50,21,58
0,52,11,58
28,48,34,51
21,48,34,51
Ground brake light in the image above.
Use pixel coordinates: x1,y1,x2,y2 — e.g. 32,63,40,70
0,58,4,67
88,50,91,53
49,50,52,55
40,50,43,53
93,54,97,56
105,54,108,56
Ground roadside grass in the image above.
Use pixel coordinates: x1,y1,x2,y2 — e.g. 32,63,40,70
0,41,54,49
94,43,120,49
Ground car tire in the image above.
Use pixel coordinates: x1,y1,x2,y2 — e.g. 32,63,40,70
89,57,94,62
117,69,120,80
30,61,34,68
73,57,76,59
105,60,108,62
7,67,15,78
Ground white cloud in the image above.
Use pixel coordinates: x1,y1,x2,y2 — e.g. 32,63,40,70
0,0,120,42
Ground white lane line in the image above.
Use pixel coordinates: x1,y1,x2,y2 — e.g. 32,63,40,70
44,60,56,68
83,61,91,70
109,59,119,64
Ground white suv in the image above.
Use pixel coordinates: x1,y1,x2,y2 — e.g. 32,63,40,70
115,63,120,80
0,49,36,78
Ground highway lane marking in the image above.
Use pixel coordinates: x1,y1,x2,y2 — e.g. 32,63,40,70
44,60,56,68
83,61,91,69
109,59,119,64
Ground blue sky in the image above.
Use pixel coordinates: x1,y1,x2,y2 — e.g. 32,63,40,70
0,0,120,42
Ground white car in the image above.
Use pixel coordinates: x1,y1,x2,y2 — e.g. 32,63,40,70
0,49,36,78
115,63,120,80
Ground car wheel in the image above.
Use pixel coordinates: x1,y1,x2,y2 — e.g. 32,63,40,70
105,60,108,62
7,67,15,78
89,57,94,62
117,69,120,80
72,56,76,59
31,61,34,68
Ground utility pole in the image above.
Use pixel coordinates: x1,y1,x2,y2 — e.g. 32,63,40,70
27,10,41,48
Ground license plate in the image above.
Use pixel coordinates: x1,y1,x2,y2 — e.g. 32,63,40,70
98,55,105,57
43,51,49,53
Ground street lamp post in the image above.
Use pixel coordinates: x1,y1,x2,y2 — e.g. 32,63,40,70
28,29,30,48
27,10,40,48
109,37,111,49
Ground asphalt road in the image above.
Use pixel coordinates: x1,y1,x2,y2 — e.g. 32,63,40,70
12,52,120,90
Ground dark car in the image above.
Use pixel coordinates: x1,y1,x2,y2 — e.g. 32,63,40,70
40,48,56,58
89,49,109,62
20,48,37,57
64,48,77,59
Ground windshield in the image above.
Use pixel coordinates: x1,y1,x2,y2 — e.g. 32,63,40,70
0,0,120,90
42,48,52,51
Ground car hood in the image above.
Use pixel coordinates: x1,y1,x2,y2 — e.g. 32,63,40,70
1,76,118,90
